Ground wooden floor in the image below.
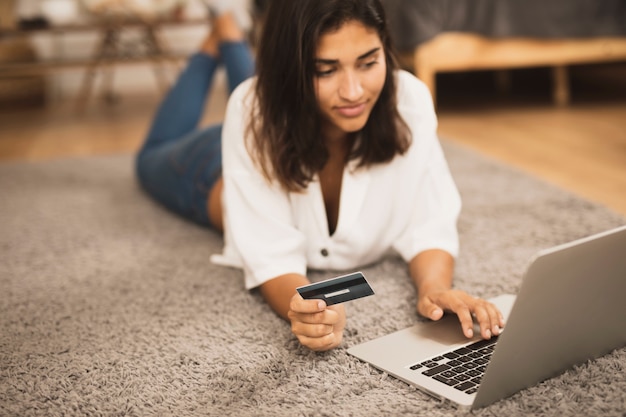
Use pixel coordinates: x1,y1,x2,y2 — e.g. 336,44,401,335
436,65,626,216
0,64,625,216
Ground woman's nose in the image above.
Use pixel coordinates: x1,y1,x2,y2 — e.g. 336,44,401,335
338,71,364,101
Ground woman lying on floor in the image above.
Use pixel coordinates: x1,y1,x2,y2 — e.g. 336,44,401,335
136,0,505,351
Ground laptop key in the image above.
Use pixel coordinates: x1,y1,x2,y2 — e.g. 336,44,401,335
422,364,450,376
453,347,472,355
475,357,490,365
433,375,458,386
441,370,457,378
454,381,476,391
468,340,492,350
452,365,469,373
454,373,471,382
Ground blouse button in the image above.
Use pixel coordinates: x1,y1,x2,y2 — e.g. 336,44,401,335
320,248,329,257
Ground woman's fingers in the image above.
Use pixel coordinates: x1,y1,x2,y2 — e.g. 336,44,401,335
418,289,506,340
288,294,346,351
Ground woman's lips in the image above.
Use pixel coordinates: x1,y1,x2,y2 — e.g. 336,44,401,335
335,102,367,117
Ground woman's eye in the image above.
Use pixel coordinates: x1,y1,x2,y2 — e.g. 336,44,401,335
361,60,378,69
316,68,335,77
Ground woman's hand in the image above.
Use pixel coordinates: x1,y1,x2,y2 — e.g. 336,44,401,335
259,273,346,350
288,293,346,351
409,250,504,340
417,289,505,339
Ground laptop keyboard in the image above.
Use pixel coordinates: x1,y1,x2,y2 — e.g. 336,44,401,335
408,336,499,394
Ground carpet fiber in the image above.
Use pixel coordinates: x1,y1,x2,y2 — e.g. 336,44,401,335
1,141,625,416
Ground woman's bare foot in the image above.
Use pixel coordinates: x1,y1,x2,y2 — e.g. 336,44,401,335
200,11,245,56
213,12,245,42
200,26,220,56
203,0,251,33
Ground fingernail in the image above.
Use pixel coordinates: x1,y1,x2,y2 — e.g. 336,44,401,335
493,325,500,335
318,301,326,310
465,328,473,338
485,329,491,338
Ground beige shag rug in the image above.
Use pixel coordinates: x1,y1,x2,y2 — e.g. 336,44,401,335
1,141,624,416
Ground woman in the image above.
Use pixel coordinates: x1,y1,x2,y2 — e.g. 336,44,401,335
137,0,504,352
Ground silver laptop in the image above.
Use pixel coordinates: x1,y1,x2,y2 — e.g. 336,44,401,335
348,225,626,409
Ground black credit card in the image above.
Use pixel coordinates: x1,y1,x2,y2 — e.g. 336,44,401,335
296,272,375,305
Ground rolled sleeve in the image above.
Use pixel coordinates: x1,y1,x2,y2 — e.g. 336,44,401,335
392,144,461,261
223,173,308,289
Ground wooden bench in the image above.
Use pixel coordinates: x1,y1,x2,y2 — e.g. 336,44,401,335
403,33,626,106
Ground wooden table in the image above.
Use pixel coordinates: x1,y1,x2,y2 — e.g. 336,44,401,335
0,17,207,105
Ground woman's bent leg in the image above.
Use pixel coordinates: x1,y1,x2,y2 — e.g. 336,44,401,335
135,51,224,228
137,125,223,227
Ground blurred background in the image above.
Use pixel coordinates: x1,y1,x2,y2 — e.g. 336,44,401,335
1,0,625,215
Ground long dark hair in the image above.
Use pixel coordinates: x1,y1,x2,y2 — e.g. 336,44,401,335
249,0,410,192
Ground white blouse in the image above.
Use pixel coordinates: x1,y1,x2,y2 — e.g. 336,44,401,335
210,70,461,290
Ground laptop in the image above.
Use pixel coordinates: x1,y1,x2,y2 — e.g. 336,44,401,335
347,225,626,409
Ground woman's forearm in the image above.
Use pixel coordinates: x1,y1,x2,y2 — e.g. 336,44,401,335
259,273,311,320
409,249,455,296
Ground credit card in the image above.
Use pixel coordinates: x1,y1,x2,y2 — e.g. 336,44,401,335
296,272,375,306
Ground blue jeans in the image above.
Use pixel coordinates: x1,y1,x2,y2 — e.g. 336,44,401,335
136,42,254,227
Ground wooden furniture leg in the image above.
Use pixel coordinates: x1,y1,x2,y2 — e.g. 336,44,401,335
552,65,570,106
76,27,119,108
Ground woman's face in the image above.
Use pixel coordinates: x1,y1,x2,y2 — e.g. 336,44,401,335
313,20,387,142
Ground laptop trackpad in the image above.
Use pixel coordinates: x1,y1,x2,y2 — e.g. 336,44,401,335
413,314,471,345
411,293,515,345
347,294,516,370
